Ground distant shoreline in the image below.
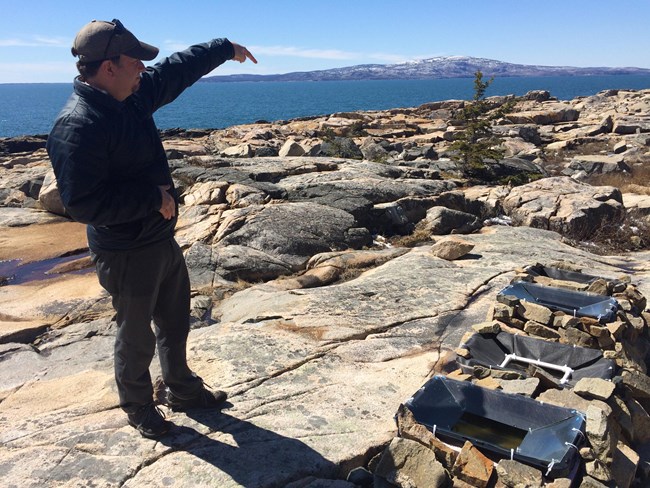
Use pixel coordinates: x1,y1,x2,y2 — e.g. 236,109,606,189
2,75,650,138
3,69,650,87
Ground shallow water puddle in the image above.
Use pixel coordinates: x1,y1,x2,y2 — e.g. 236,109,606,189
0,252,92,286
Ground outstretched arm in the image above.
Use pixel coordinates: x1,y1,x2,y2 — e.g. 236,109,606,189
143,38,256,112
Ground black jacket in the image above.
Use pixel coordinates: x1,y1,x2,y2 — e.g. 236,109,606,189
47,38,234,251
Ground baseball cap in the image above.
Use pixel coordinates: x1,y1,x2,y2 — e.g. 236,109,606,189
71,19,159,63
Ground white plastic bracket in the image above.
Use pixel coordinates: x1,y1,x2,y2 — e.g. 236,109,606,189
499,353,575,384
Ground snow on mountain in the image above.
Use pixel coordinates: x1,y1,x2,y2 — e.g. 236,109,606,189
203,56,650,83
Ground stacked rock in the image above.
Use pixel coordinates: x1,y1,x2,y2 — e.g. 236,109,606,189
490,262,648,372
363,262,649,488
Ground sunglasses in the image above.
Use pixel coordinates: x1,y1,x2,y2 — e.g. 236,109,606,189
103,18,126,60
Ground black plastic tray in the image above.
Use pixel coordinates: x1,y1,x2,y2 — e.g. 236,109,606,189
498,281,619,323
403,376,585,478
522,263,624,289
457,331,617,387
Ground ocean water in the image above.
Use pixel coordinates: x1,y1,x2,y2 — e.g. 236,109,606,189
1,75,649,138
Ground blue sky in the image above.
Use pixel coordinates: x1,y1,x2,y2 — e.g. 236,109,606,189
1,0,648,83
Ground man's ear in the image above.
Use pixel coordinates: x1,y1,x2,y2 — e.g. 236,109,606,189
102,59,117,78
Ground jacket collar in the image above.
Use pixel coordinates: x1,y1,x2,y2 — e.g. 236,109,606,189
73,76,126,112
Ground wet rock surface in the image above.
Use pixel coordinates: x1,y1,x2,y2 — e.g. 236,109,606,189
0,89,649,487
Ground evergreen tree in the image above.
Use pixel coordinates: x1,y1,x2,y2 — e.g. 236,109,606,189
450,71,514,179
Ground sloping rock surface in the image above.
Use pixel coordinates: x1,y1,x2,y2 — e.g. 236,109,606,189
1,220,648,487
1,89,649,487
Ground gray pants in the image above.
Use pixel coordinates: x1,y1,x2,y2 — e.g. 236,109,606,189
91,238,202,413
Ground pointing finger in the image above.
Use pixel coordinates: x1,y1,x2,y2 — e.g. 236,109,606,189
244,49,258,64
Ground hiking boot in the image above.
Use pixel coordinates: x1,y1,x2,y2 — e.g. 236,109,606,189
127,403,172,439
166,386,228,412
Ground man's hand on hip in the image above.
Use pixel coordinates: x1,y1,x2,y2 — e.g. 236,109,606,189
158,185,176,220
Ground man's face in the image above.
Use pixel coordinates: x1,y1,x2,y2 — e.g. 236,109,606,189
110,55,145,101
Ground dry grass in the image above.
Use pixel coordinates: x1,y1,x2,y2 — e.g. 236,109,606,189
566,216,650,254
232,278,253,291
620,184,650,196
389,225,433,248
573,164,650,253
542,141,612,167
586,165,650,194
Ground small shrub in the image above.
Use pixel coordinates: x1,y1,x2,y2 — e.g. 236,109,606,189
390,223,432,247
319,127,337,141
347,120,368,137
319,137,363,159
318,121,367,140
371,153,390,164
498,172,545,187
450,71,516,180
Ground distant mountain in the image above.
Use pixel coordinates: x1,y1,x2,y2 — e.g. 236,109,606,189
202,56,650,82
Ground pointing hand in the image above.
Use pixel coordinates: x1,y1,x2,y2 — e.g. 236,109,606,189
231,42,257,64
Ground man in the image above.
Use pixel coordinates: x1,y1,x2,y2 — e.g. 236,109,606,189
47,19,257,439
